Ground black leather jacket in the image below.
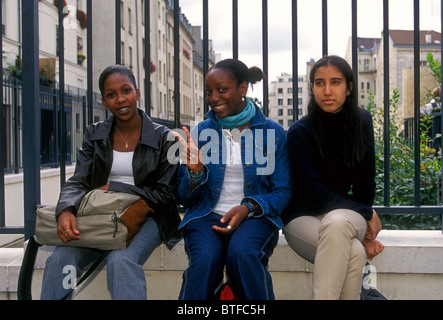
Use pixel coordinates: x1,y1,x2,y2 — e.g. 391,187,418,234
55,109,182,249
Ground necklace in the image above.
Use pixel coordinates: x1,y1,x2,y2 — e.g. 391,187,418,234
115,127,139,149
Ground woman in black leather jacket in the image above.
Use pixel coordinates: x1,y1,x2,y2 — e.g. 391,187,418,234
41,65,181,300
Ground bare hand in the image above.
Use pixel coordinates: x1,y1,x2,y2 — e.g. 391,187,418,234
95,184,110,191
366,209,382,240
57,211,80,242
212,205,249,235
362,238,384,260
171,127,204,170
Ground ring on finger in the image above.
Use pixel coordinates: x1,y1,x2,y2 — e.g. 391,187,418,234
227,225,232,231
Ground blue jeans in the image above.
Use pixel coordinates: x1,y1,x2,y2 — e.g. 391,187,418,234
179,212,279,300
40,217,162,300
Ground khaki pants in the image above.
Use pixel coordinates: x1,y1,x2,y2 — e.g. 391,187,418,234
283,209,367,300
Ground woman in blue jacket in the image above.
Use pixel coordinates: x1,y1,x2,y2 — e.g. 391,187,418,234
173,59,292,300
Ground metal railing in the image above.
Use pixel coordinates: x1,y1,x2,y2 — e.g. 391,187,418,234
1,0,442,239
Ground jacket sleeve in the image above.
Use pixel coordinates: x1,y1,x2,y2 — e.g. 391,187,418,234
242,126,293,220
350,110,376,208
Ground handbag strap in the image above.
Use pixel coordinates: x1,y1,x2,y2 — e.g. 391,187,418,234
61,250,109,300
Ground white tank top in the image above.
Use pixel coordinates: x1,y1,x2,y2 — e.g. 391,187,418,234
108,150,135,186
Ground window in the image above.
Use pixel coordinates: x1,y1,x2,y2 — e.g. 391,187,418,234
288,98,293,106
288,109,293,116
278,99,283,106
278,88,283,94
278,109,283,116
128,8,132,34
364,59,370,71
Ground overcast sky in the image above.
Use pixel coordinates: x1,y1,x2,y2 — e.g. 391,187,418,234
180,0,442,101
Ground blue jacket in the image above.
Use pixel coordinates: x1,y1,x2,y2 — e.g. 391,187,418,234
177,104,293,229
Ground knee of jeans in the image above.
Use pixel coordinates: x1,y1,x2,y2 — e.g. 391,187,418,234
226,243,258,268
106,250,133,270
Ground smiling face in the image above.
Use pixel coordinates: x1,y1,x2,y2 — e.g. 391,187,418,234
205,68,248,119
101,73,140,123
311,64,352,114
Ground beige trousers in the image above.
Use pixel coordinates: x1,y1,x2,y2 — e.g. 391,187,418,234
283,209,368,300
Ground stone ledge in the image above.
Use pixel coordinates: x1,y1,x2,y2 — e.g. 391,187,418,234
1,230,443,300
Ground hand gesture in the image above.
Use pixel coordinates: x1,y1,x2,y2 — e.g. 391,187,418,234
172,126,204,170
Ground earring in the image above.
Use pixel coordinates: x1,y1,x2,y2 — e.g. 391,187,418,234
241,96,245,102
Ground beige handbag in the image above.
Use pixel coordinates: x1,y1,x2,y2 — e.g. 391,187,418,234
34,189,154,250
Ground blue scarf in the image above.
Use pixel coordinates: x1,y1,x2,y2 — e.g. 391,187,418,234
216,99,256,129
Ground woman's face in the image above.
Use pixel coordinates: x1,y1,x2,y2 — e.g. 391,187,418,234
311,64,352,114
101,73,140,122
205,68,248,119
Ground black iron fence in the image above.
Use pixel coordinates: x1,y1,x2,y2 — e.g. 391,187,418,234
1,0,442,239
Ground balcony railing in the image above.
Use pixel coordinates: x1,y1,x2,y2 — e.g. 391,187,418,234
1,0,442,239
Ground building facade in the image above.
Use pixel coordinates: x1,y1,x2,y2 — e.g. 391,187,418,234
268,72,309,130
345,30,441,118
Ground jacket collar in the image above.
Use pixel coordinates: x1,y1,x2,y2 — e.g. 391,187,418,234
90,109,160,149
204,102,267,128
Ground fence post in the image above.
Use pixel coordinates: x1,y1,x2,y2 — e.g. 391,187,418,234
22,0,41,240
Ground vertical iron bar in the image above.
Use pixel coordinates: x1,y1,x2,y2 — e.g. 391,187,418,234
351,0,358,90
0,0,4,228
383,0,390,207
87,0,93,125
116,0,122,64
292,0,299,122
22,0,41,239
322,0,328,56
58,0,66,186
145,0,151,116
232,0,238,59
174,0,180,128
440,0,443,231
414,0,420,206
203,0,209,114
262,0,269,116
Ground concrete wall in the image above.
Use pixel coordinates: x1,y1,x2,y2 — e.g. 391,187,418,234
1,229,443,300
0,167,75,246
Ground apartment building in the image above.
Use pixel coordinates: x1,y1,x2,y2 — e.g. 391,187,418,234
1,0,217,171
2,0,89,89
268,73,309,130
345,30,441,118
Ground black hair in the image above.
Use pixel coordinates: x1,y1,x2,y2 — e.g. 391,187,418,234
210,59,265,88
98,64,137,96
308,55,367,167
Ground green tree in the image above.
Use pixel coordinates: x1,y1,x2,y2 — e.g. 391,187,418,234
368,85,442,230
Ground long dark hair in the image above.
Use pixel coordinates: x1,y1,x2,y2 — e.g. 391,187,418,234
308,55,366,167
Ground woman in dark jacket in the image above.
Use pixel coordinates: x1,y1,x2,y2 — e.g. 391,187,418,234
282,56,384,300
41,65,181,300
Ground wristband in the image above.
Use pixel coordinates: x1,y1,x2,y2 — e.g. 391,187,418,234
243,202,254,214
